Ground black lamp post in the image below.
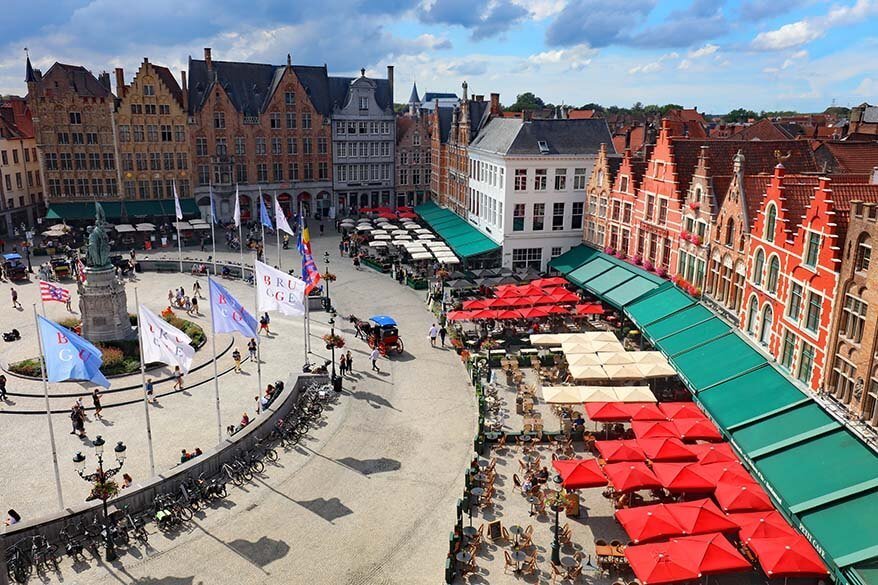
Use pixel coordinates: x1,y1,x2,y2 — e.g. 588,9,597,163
547,475,567,565
73,436,127,562
327,309,342,392
22,241,32,273
322,251,332,312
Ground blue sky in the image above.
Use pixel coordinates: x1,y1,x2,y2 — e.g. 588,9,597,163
1,0,876,113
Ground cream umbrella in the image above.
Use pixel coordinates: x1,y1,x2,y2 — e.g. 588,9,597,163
601,363,645,380
598,352,635,365
565,353,601,367
629,351,669,364
568,364,609,381
562,342,598,355
541,386,587,404
613,386,657,402
578,386,622,402
633,362,678,378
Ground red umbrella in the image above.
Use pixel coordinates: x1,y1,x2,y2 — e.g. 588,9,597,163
616,504,685,543
652,462,716,492
544,305,571,314
462,298,497,310
748,535,828,578
673,418,723,442
699,462,752,485
575,303,605,315
397,206,414,212
625,541,700,584
586,402,634,422
689,443,739,465
398,212,417,219
665,499,739,536
469,309,499,320
446,310,477,321
532,295,559,305
377,212,396,219
669,533,751,575
595,440,646,462
359,207,376,213
540,286,570,295
714,480,773,512
603,462,663,492
375,206,395,214
532,277,568,287
637,438,697,462
625,402,668,421
495,310,521,320
517,306,550,319
506,296,537,307
729,511,797,542
658,402,706,420
552,458,607,490
632,420,682,440
548,291,580,304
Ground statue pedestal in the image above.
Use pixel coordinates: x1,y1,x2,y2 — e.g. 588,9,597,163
79,267,135,342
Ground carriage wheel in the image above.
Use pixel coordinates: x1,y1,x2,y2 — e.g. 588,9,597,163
367,337,376,349
394,339,404,354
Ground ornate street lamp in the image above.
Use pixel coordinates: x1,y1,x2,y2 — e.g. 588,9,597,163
322,251,333,312
327,309,342,392
546,475,567,565
73,436,127,562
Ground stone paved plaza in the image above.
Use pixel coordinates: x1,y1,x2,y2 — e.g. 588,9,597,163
0,230,477,584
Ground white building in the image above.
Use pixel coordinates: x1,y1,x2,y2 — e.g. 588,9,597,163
467,117,613,271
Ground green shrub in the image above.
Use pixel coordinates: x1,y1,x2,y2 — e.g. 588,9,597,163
8,358,42,377
58,318,81,329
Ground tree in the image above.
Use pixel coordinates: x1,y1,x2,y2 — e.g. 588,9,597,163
507,92,545,112
579,103,605,114
725,108,758,123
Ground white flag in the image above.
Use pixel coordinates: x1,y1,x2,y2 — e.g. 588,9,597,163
137,304,195,373
255,259,306,317
233,184,241,228
274,195,295,236
173,181,183,220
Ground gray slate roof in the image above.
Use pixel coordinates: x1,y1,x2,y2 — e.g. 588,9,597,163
409,82,420,104
437,106,454,143
424,92,457,102
471,118,613,156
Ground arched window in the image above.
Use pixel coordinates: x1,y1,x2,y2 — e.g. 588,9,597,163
597,170,604,187
764,204,777,242
767,255,780,293
747,297,759,334
694,186,702,203
725,218,735,246
855,233,871,272
753,249,765,285
759,305,773,345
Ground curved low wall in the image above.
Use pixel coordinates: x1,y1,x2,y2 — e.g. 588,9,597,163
1,373,328,545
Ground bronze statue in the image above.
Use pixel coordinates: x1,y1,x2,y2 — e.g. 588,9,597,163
85,202,111,268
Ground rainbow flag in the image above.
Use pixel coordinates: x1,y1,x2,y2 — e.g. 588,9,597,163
297,214,321,294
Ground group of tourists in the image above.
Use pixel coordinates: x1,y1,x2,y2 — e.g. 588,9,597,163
69,392,102,438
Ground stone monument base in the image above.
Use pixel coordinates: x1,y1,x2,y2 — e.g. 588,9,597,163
79,266,135,342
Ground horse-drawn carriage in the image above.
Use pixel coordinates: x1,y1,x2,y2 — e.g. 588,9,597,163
2,253,28,281
350,314,404,356
50,256,71,280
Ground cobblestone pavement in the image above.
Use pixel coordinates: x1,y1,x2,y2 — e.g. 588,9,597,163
0,228,476,584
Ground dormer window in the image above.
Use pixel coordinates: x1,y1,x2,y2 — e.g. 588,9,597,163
538,141,549,154
359,97,368,110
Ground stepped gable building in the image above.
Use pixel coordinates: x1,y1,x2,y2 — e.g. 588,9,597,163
114,58,193,206
599,149,648,255
742,168,878,391
394,83,432,208
583,143,621,248
0,96,43,233
26,57,118,203
330,66,395,213
187,49,334,221
430,83,500,216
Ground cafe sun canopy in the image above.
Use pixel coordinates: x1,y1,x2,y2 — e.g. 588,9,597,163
652,462,716,493
551,458,607,490
728,511,798,542
713,480,774,512
616,504,686,543
658,402,707,420
664,499,739,536
747,535,829,578
672,418,723,442
632,420,681,440
689,442,739,465
586,402,635,422
636,438,698,462
595,440,647,462
603,462,663,492
625,533,751,584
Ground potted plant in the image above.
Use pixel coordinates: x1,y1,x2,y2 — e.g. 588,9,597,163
460,349,471,363
451,337,464,353
604,246,615,255
615,250,625,259
692,234,703,245
657,267,668,278
633,255,643,265
689,201,701,211
322,271,337,282
643,260,655,272
322,333,346,349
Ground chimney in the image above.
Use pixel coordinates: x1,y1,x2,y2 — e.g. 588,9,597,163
114,67,125,96
462,81,468,101
474,95,484,102
181,70,188,106
871,166,878,184
287,53,292,67
490,93,501,117
204,47,213,70
98,72,111,92
386,65,394,103
521,110,531,122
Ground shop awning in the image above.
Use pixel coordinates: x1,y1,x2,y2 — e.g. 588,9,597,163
554,246,663,309
547,244,600,274
414,201,499,259
45,198,199,221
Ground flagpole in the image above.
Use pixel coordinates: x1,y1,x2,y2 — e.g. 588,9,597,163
252,254,263,413
259,187,266,263
275,193,282,270
236,183,245,279
133,289,157,477
298,200,310,358
209,183,217,276
32,305,65,510
208,277,224,444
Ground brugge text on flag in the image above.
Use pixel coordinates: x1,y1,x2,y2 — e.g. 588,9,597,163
255,260,306,317
39,280,70,303
138,304,195,373
208,277,258,338
37,315,110,387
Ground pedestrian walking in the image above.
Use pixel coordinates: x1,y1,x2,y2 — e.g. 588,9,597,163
232,348,242,373
319,223,325,235
191,296,199,315
338,355,347,377
339,240,345,257
146,378,156,403
193,281,202,299
370,347,380,372
65,295,73,312
167,289,174,306
248,338,257,361
353,255,361,270
429,323,438,347
439,325,448,347
173,366,184,390
10,287,20,309
259,314,270,335
0,374,7,400
92,388,103,419
345,350,353,373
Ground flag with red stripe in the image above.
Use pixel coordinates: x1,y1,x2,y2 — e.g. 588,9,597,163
39,280,71,303
76,257,87,283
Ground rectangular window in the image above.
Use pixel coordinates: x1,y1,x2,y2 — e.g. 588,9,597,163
103,153,115,170
147,125,159,141
787,283,803,321
69,112,82,124
797,342,815,384
780,330,796,369
514,169,527,191
44,153,57,170
257,163,268,183
534,169,547,191
198,165,210,186
175,125,185,142
302,112,312,129
152,179,163,198
163,152,174,171
304,162,313,180
60,153,72,170
571,201,584,230
620,175,629,193
513,204,525,232
271,137,282,155
841,294,868,343
161,125,172,141
303,138,312,155
532,203,545,231
135,153,147,171
284,91,295,106
359,97,368,110
119,125,130,142
285,112,296,129
511,248,543,271
214,111,225,129
216,138,228,156
805,292,821,332
143,84,155,96
554,169,567,191
273,162,283,182
573,168,587,190
317,137,327,154
133,126,144,142
318,162,328,180
176,153,188,170
255,137,266,155
288,163,298,181
196,137,207,156
270,112,281,129
646,195,655,220
551,247,562,258
150,152,161,170
658,199,668,224
552,202,565,231
804,232,821,267
236,164,248,184
73,152,86,170
88,152,100,170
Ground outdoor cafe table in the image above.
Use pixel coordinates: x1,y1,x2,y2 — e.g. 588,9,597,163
511,550,528,571
527,495,540,516
456,551,473,564
561,556,579,568
595,543,627,558
462,526,478,538
508,525,525,547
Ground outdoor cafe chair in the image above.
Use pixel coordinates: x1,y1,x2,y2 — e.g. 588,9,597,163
504,550,518,574
550,563,568,584
520,557,539,576
567,565,583,583
513,473,524,494
520,525,534,549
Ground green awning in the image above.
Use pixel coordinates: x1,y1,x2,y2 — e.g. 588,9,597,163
584,266,636,294
547,244,600,274
45,199,199,221
645,304,715,342
626,284,695,326
697,365,807,429
731,401,835,455
604,277,661,307
414,201,499,259
671,332,765,391
567,257,614,286
803,491,878,568
656,316,731,356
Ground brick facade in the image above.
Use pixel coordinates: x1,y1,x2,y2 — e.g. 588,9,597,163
0,96,43,234
395,112,432,207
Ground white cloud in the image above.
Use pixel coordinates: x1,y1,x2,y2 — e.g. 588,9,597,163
511,0,565,19
628,52,678,74
854,77,878,96
751,0,878,50
688,44,719,59
528,44,597,70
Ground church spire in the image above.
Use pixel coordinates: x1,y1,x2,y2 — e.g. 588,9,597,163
408,81,420,105
25,48,36,83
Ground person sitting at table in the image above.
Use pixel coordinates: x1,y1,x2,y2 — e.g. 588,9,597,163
535,467,549,485
573,413,586,431
522,475,535,494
